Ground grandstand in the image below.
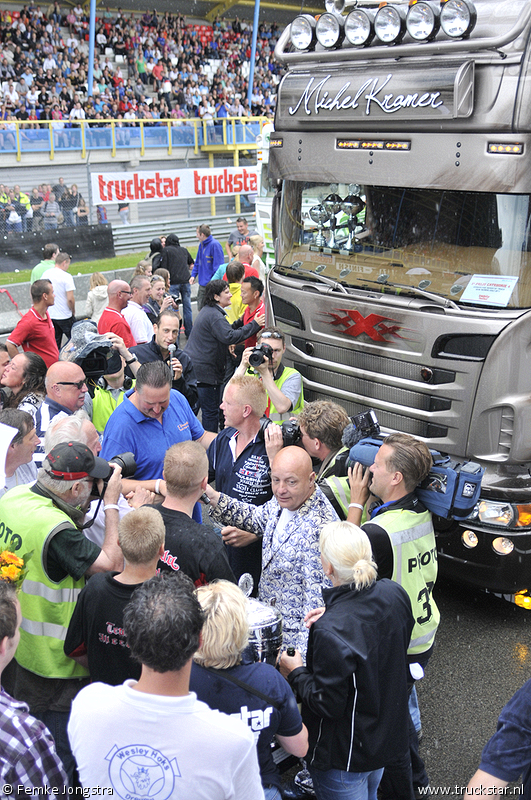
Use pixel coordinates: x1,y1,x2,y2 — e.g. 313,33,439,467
0,3,280,232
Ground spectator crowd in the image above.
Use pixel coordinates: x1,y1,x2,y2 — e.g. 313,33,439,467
0,2,280,146
0,148,520,798
0,178,88,233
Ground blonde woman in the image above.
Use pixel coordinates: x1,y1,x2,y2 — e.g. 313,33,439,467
249,234,266,281
279,521,415,800
132,260,153,278
85,272,108,322
190,580,308,800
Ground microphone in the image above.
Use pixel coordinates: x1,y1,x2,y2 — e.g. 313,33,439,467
168,343,177,378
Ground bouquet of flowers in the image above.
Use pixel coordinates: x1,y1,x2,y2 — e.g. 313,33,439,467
0,548,32,590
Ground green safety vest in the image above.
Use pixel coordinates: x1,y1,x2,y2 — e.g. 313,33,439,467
318,447,350,520
92,383,128,434
268,366,304,423
319,474,350,520
371,507,439,656
0,485,87,679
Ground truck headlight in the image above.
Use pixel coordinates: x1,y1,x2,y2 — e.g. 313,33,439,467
461,530,478,548
440,0,476,38
374,4,406,44
406,1,440,41
477,500,514,527
345,9,374,46
290,15,317,50
492,537,515,556
316,13,344,48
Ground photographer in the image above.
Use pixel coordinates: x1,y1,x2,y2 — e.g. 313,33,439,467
0,441,123,782
236,326,304,423
298,400,361,521
351,432,438,799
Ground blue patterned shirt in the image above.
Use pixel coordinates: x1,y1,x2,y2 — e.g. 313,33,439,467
211,486,338,657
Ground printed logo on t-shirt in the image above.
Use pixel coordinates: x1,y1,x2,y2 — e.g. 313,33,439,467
160,550,180,571
231,704,274,742
106,743,180,799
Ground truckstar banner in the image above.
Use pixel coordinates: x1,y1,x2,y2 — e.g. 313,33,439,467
91,166,259,205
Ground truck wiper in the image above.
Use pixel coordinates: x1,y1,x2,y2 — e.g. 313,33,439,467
278,263,349,293
356,277,460,310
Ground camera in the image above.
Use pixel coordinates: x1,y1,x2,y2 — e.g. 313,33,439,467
259,417,302,446
91,452,137,498
59,320,121,384
345,409,484,520
249,343,274,368
170,295,180,306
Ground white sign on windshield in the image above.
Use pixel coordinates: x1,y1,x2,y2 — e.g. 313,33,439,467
460,274,519,307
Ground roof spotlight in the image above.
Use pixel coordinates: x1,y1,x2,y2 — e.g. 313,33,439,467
324,0,345,14
374,3,407,45
406,1,440,41
316,12,344,48
440,0,477,38
290,14,317,50
345,8,375,46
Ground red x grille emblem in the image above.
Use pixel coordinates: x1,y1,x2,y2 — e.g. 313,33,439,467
327,309,403,342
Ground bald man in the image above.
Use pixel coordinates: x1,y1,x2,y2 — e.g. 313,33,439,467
205,446,339,656
236,244,260,279
33,361,89,468
97,280,136,348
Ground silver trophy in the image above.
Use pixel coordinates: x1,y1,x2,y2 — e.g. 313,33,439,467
323,193,343,249
341,194,365,251
309,204,330,247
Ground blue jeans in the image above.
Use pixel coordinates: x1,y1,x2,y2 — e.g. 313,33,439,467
170,282,192,338
35,709,76,784
197,383,222,433
409,684,421,732
310,767,384,800
264,787,282,800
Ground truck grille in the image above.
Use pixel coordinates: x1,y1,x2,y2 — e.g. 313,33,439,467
291,337,455,385
305,389,448,439
295,362,450,413
499,407,514,455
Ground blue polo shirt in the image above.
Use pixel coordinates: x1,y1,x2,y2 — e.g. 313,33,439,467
101,388,204,481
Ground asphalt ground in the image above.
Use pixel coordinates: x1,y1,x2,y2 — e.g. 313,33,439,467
414,577,531,796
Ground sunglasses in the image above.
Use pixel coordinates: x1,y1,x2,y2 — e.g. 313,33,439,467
56,379,86,390
260,331,282,340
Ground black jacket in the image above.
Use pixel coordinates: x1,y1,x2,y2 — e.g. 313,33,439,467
160,234,194,285
184,305,261,385
289,578,413,773
130,336,199,413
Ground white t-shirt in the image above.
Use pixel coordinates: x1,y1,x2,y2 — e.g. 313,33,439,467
68,681,265,799
122,301,153,344
42,267,75,320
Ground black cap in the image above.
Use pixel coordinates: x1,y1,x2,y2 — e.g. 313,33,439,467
44,442,109,481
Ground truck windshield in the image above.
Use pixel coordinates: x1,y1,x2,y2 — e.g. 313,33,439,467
277,181,531,310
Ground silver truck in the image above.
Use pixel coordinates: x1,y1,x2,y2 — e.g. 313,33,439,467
266,0,531,605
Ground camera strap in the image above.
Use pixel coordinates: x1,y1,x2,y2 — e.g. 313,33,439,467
203,666,280,709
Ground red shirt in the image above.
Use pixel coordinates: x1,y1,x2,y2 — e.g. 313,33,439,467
222,264,259,281
7,307,59,367
242,299,265,348
98,307,136,348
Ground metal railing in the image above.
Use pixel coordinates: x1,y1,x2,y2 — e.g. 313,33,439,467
0,116,269,161
112,214,238,254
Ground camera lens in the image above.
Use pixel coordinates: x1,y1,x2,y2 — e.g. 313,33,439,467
109,452,137,479
249,350,266,368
